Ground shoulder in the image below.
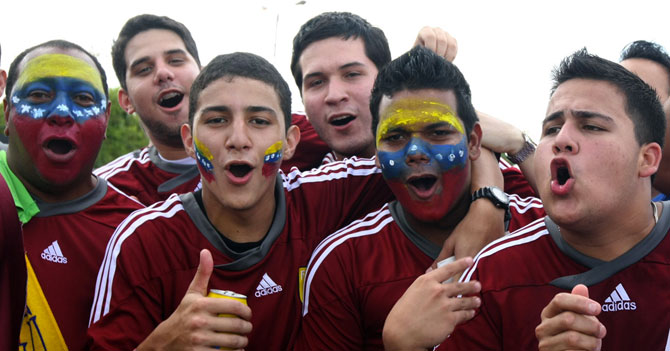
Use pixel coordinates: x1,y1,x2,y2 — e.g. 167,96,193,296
282,156,379,191
94,147,150,178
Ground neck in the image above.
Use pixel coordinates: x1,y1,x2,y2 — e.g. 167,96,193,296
26,173,97,203
201,183,277,244
558,199,660,261
333,144,376,161
402,193,470,247
149,137,188,161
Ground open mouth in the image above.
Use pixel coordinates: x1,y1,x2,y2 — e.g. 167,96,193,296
408,175,437,192
556,166,571,185
329,115,355,126
228,163,253,178
158,92,184,108
46,139,75,155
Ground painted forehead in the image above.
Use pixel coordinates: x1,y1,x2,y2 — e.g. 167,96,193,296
16,53,103,92
376,98,465,144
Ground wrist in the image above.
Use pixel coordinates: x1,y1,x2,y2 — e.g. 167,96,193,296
507,132,536,164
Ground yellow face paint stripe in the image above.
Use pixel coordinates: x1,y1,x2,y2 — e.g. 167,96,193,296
16,53,104,92
376,99,465,146
264,141,283,156
194,136,214,160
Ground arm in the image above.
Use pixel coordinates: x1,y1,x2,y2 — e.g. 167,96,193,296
477,111,537,194
383,257,481,351
413,27,458,62
434,148,505,265
535,285,606,351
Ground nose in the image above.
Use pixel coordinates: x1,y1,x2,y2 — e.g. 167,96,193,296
405,138,431,165
153,61,175,85
46,93,75,125
324,78,348,105
224,119,252,151
552,123,579,154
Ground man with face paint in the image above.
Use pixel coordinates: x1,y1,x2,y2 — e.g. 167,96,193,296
0,40,143,350
87,52,394,351
294,46,545,350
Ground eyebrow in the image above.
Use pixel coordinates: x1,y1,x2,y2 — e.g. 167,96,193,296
128,49,189,71
302,61,367,82
199,105,277,117
542,109,614,125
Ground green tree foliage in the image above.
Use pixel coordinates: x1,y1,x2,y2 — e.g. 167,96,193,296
95,88,149,167
0,88,149,168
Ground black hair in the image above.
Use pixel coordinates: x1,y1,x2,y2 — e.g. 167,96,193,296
189,52,292,131
553,48,665,148
620,40,670,94
112,14,201,90
5,40,109,106
370,46,478,137
290,12,391,91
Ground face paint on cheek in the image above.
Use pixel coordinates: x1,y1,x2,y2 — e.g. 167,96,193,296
262,141,283,177
194,136,215,183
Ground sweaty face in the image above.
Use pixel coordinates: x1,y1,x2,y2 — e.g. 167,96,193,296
184,77,297,212
299,37,378,160
376,91,472,222
122,29,200,148
7,51,107,187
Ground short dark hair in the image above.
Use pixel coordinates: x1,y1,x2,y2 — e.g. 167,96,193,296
370,46,479,138
5,40,109,107
112,14,201,90
189,52,292,131
553,48,665,148
290,12,391,91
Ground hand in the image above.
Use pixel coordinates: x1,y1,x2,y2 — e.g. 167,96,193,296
477,111,526,155
433,149,504,268
383,257,481,351
137,249,253,351
535,284,607,351
414,26,458,62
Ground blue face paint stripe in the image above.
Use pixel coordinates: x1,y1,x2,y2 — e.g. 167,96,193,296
378,136,468,180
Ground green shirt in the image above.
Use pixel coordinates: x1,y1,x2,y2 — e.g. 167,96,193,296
0,150,39,223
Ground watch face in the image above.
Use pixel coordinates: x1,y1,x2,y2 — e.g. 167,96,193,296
490,187,509,204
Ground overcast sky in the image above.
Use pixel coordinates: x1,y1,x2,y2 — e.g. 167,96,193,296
2,0,669,140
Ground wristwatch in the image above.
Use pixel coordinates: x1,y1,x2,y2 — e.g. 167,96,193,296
472,186,509,209
507,132,536,164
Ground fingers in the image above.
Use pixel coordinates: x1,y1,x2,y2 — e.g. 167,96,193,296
187,249,214,296
414,27,458,62
571,284,589,298
428,256,473,283
541,291,601,320
537,330,603,351
431,238,456,270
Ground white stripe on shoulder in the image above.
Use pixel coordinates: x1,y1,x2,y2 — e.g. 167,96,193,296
94,148,151,179
106,181,145,207
283,156,380,192
508,193,544,214
302,205,393,316
89,194,184,325
460,217,548,283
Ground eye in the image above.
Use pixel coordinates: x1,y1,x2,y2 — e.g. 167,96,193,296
583,124,604,132
344,71,361,79
306,78,324,89
134,65,153,76
250,117,271,126
542,125,561,137
73,92,96,107
168,57,185,65
205,116,227,125
27,89,52,104
382,132,406,143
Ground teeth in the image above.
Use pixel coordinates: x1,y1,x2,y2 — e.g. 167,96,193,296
332,115,352,121
160,92,180,102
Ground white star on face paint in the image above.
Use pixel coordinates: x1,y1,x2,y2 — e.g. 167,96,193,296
92,106,100,114
12,96,20,104
436,154,443,160
85,109,94,116
101,98,106,106
448,153,455,161
458,150,464,157
73,110,84,117
389,160,395,166
20,105,31,113
32,108,45,118
57,104,69,112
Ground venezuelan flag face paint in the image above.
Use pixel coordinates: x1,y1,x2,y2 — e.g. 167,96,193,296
194,136,215,183
7,53,108,185
262,141,283,177
376,98,470,221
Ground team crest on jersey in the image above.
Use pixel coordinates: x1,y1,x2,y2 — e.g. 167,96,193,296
255,273,283,297
602,283,637,312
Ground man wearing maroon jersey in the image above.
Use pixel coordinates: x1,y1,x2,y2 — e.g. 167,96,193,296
382,49,670,351
295,46,545,350
1,40,143,350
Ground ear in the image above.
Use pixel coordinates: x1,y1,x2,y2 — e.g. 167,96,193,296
118,88,135,114
639,142,663,178
3,97,9,136
467,123,483,161
0,69,6,97
282,125,301,161
181,123,196,159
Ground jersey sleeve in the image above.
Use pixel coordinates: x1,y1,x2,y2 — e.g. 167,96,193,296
294,243,364,350
501,161,537,198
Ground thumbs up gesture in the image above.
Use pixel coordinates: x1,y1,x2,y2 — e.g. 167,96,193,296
136,249,253,351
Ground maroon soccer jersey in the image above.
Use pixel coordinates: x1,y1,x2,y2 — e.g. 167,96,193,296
280,113,331,173
88,158,391,350
297,194,545,351
21,180,143,351
94,146,201,206
438,212,670,350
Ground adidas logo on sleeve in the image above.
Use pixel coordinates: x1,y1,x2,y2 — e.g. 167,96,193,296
255,273,283,297
602,283,636,312
40,240,68,264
